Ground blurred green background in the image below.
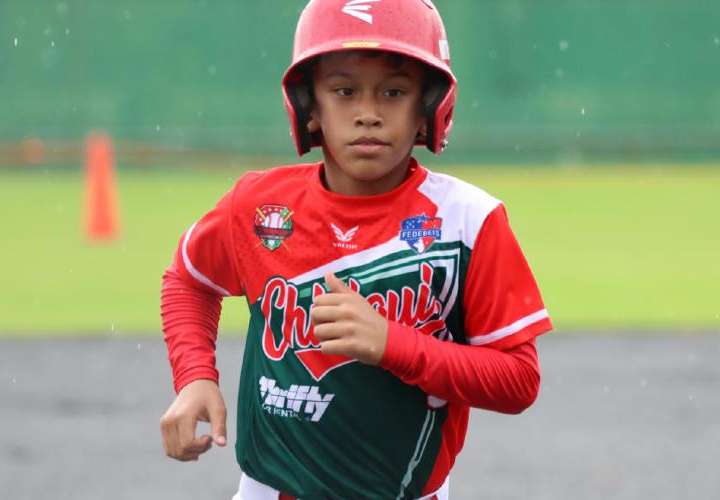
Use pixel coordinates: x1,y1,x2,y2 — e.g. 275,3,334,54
1,0,719,335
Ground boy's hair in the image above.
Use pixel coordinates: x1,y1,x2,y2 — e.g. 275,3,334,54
289,51,451,147
282,0,457,156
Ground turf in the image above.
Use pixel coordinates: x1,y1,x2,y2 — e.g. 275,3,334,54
1,164,718,335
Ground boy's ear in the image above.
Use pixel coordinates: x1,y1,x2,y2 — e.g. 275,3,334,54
417,122,428,141
307,115,320,133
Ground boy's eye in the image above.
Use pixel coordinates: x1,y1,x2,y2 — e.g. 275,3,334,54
384,89,405,98
334,88,354,97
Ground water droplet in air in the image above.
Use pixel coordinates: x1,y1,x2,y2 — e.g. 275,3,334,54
559,40,569,51
51,40,55,47
13,37,18,47
155,124,161,132
714,37,720,46
65,28,70,35
137,343,142,351
11,377,17,384
580,108,586,115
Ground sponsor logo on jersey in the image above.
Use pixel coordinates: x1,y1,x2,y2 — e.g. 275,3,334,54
331,223,359,250
260,263,447,380
342,0,381,24
400,215,443,254
259,376,334,422
254,205,293,251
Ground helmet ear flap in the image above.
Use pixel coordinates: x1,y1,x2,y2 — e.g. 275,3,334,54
422,73,451,153
286,82,314,155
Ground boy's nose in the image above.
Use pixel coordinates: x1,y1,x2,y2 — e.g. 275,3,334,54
354,112,382,128
354,96,382,128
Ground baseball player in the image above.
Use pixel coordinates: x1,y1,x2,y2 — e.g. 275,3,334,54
160,1,552,498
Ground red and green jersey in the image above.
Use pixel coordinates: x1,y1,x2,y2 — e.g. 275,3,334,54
170,158,551,498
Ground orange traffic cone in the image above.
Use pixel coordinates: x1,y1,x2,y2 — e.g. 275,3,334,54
84,133,120,242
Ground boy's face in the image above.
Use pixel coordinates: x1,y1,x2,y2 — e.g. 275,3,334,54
309,51,426,195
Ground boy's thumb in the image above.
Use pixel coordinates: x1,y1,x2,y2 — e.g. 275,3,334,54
209,403,227,447
325,272,351,294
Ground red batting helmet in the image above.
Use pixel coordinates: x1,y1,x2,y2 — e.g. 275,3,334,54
282,0,457,156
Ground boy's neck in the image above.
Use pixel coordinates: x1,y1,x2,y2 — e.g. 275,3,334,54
320,151,415,197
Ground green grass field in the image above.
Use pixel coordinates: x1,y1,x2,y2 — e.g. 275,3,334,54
1,164,719,336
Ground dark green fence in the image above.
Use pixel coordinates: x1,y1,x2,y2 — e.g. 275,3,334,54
2,0,719,163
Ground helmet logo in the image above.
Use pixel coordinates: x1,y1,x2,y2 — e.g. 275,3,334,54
342,0,381,24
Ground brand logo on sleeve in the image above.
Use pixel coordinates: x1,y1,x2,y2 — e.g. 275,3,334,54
342,0,381,24
400,214,443,253
254,205,293,251
259,376,334,422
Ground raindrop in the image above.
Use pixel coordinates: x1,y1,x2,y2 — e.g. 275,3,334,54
44,27,52,36
559,40,569,51
688,394,695,402
13,37,18,47
51,40,55,48
155,124,161,132
110,323,115,333
137,343,142,351
65,28,70,36
714,37,720,46
11,377,17,384
580,108,586,115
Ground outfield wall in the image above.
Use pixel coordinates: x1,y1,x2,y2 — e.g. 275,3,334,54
1,0,719,162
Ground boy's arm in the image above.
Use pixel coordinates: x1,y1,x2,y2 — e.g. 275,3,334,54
161,262,222,393
160,185,244,461
379,322,540,414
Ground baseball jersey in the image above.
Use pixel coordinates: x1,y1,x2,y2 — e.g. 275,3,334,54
171,158,552,498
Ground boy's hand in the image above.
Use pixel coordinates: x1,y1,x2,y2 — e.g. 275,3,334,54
311,272,388,365
160,379,227,462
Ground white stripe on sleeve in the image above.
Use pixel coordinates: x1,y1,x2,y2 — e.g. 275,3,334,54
181,222,231,296
468,309,549,346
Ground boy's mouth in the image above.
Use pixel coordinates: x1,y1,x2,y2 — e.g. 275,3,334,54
349,136,390,146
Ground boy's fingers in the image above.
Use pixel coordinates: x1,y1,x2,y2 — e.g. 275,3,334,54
319,338,349,357
314,321,348,341
324,272,352,294
312,293,346,307
310,305,343,324
209,402,227,447
178,417,211,455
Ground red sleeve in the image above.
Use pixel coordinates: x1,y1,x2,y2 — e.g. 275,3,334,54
174,187,244,297
161,262,223,393
380,321,540,413
162,182,245,393
463,204,552,350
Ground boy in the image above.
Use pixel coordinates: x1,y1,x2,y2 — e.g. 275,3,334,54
160,1,552,498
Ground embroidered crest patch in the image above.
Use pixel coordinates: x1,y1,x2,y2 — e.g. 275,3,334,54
400,214,442,254
254,205,293,251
